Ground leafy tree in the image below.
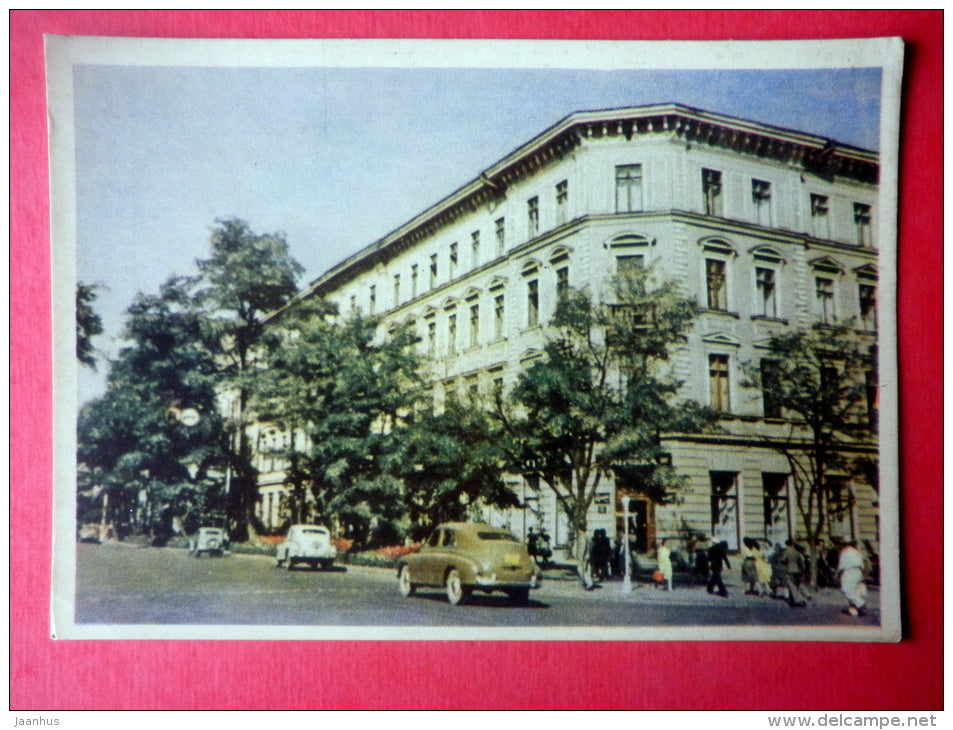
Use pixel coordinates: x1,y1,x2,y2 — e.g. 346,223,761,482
493,265,713,561
76,282,104,369
251,298,423,545
195,218,304,539
743,324,878,585
77,276,226,539
392,400,521,541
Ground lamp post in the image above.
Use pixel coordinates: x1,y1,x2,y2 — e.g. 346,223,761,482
623,497,635,593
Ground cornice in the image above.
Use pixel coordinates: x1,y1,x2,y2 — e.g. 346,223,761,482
288,104,880,311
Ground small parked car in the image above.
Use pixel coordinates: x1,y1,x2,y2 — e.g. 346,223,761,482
188,527,228,558
396,522,541,605
275,524,338,570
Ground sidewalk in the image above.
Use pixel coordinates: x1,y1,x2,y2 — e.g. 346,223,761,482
537,560,877,612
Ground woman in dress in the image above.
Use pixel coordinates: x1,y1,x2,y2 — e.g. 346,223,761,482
656,539,673,591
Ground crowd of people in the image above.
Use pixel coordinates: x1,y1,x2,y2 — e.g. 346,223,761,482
574,528,876,618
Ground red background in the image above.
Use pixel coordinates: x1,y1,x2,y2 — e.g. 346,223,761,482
10,10,942,710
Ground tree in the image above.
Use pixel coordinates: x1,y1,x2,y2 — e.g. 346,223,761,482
743,324,878,586
77,276,226,540
76,282,103,369
195,218,304,539
251,298,424,545
392,399,521,541
493,265,714,561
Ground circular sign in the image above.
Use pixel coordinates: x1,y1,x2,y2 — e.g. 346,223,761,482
180,408,201,427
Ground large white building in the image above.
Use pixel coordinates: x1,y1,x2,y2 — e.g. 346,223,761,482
255,103,880,555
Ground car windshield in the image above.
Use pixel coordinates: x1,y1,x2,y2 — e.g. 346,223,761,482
477,531,519,543
299,528,327,535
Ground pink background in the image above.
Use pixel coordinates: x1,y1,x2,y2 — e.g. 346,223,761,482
11,10,942,710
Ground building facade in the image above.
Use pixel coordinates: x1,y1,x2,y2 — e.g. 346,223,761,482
257,104,880,555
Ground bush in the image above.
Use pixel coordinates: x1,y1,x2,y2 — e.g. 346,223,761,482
377,544,420,561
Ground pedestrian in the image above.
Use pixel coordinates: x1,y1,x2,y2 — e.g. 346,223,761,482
837,540,869,617
753,540,772,597
656,539,673,591
741,537,759,595
779,539,811,608
591,528,612,581
707,540,731,597
693,535,710,585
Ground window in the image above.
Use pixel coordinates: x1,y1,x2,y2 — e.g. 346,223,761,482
710,471,739,550
411,264,418,298
826,478,856,541
702,168,722,217
810,194,830,239
527,197,539,237
429,254,438,289
615,164,643,213
859,283,877,331
494,294,505,339
349,294,357,312
755,267,777,318
814,277,835,324
527,279,539,328
556,180,568,225
760,359,782,418
762,474,790,546
449,242,458,279
427,320,436,356
495,218,505,256
447,313,457,354
556,266,569,298
853,203,873,246
751,179,772,226
368,285,376,314
469,304,480,347
471,231,481,268
393,274,401,306
709,354,730,413
706,259,727,311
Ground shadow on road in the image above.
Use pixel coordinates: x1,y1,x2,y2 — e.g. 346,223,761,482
406,591,550,610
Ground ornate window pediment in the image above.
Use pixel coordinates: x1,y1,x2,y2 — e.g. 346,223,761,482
488,276,508,292
810,256,845,274
854,263,878,280
699,237,737,257
701,331,742,348
520,258,541,277
605,233,653,249
549,245,572,264
749,245,786,264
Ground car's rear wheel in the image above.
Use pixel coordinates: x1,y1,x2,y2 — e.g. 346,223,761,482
445,569,466,605
398,565,415,597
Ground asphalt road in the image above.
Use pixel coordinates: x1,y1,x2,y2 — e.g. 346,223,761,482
74,543,881,631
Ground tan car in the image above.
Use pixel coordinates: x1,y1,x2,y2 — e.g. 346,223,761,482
396,522,541,605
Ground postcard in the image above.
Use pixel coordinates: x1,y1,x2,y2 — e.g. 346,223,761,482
48,35,903,641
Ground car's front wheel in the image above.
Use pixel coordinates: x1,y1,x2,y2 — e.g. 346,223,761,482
445,569,466,605
398,565,415,597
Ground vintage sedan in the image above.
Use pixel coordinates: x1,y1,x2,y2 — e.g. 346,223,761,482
188,527,228,558
275,524,337,570
396,522,541,605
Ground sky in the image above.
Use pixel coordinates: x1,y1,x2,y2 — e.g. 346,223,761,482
71,60,882,404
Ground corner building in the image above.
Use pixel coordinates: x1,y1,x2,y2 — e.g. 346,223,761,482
268,104,880,556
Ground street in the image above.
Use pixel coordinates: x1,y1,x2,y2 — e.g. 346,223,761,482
74,543,881,631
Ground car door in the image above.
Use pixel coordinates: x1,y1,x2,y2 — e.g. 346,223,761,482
420,528,447,586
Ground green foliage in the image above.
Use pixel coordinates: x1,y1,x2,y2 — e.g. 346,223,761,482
393,401,520,540
76,282,104,369
741,323,878,583
494,265,713,552
77,276,226,536
251,298,424,544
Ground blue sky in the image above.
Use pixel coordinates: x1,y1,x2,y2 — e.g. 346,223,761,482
74,64,882,403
